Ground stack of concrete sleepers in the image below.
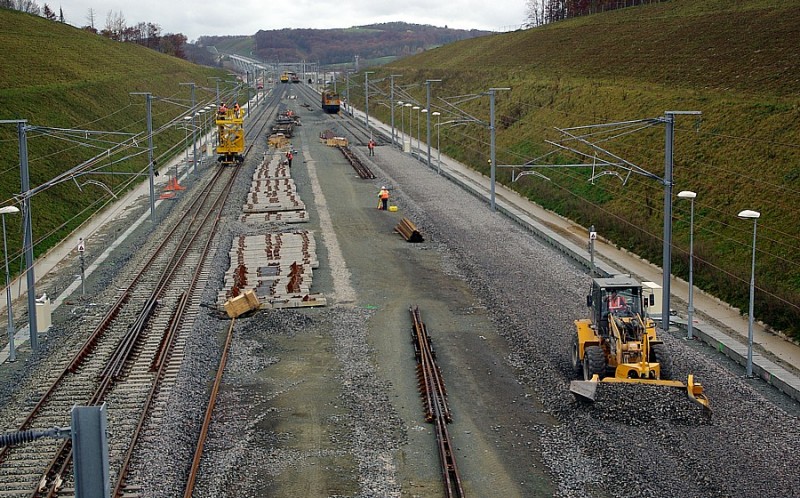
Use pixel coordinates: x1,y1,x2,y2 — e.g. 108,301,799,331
218,230,326,309
240,153,309,224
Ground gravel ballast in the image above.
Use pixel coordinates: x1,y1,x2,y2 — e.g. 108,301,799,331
1,92,798,498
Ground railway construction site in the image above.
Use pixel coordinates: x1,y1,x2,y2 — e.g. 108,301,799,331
0,81,798,497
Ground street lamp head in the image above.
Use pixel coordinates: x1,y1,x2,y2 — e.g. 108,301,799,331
421,109,428,113
432,111,441,116
738,209,761,220
412,106,420,110
0,206,20,215
405,103,412,108
397,101,404,106
677,190,697,199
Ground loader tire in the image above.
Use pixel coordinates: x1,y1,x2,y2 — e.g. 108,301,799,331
583,345,606,381
650,343,673,380
570,334,582,374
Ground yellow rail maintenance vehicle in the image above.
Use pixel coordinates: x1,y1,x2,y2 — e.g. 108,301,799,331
216,106,245,165
280,72,290,83
570,275,710,413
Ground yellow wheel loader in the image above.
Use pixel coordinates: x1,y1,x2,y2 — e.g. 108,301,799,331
570,276,711,413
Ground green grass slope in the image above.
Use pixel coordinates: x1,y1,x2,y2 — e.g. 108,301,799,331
358,0,800,338
0,9,229,272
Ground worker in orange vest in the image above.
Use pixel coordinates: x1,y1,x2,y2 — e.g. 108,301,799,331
607,290,628,314
286,150,293,167
378,186,389,210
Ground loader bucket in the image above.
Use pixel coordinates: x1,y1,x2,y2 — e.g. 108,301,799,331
569,374,712,416
569,374,600,402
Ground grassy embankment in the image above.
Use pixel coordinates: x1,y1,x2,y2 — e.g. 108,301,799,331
0,9,230,269
355,0,800,338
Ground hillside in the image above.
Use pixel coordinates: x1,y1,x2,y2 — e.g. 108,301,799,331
0,9,229,267
354,0,800,338
200,22,492,65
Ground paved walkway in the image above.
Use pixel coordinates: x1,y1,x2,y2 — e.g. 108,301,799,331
356,108,800,403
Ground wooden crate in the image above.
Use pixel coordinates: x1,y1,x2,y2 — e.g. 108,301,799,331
223,289,260,318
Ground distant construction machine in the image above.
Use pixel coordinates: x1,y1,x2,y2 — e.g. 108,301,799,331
570,275,711,413
321,90,341,114
216,106,245,165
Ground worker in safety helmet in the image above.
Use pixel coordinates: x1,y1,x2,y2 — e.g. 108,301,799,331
378,186,390,210
607,290,628,314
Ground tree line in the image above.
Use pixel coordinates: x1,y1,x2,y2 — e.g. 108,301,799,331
526,0,668,25
2,1,189,60
247,22,489,65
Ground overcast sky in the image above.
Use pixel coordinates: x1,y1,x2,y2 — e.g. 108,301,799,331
54,1,529,42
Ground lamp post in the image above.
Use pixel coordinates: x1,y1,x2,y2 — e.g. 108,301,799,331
398,101,405,148
345,71,351,115
425,79,442,168
1,205,19,362
204,105,213,155
737,209,760,378
678,190,697,340
404,103,412,151
179,82,197,174
432,111,441,174
421,108,428,162
364,71,375,129
412,106,420,156
183,115,191,167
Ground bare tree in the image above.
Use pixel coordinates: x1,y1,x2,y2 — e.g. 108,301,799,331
526,0,546,26
15,0,41,15
103,10,126,40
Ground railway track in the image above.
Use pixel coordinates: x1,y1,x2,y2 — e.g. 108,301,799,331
0,163,236,497
293,83,390,148
338,145,376,179
409,306,465,498
0,90,281,497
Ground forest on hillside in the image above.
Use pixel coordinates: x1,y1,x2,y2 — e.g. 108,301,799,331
249,22,490,64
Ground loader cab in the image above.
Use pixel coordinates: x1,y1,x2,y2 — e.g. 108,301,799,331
587,276,647,335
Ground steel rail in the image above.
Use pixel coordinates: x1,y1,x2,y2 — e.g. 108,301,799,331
182,317,236,498
409,306,464,497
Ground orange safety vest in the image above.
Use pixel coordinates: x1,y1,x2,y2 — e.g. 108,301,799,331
380,189,389,200
608,295,626,311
